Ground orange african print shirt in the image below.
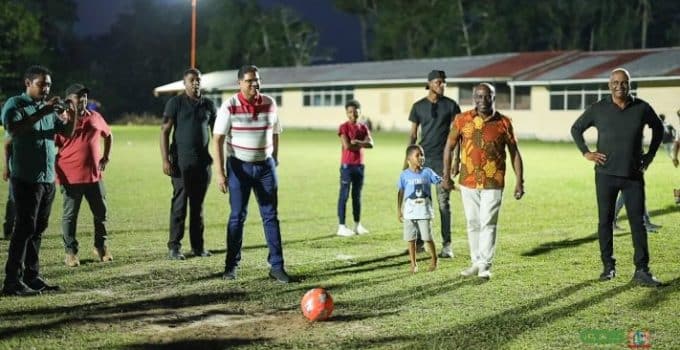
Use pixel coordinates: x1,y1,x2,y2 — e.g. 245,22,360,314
453,109,517,190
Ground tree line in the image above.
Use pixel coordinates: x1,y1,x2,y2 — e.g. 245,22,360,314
1,0,679,121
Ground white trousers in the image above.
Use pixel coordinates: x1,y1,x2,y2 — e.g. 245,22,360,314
460,187,503,269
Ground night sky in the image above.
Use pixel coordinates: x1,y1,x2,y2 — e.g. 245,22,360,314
73,0,362,63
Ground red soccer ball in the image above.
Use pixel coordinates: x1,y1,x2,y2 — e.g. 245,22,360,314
300,288,334,321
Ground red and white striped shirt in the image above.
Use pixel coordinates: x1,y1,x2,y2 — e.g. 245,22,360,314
214,92,281,162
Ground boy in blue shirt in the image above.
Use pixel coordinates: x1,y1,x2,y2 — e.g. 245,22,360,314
398,145,442,273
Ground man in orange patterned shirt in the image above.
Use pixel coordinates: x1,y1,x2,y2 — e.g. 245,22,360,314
442,83,524,279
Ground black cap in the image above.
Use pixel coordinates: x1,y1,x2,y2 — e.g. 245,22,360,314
425,70,446,89
64,83,89,97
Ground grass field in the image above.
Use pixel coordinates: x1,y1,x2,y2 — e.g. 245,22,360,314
0,126,678,349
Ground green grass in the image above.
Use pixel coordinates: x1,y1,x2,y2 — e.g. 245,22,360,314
0,126,678,349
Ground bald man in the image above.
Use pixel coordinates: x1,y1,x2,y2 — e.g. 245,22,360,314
442,83,524,280
571,68,664,287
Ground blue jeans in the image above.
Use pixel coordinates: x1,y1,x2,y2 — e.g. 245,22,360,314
337,164,364,225
226,157,284,270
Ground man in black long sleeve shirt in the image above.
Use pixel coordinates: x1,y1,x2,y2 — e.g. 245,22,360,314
571,68,664,287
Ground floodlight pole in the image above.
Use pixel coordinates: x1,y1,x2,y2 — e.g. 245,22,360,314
191,0,197,68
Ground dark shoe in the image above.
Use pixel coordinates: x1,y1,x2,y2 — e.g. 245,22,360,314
193,249,212,257
269,268,291,283
632,270,662,287
24,277,60,292
222,267,237,280
2,281,41,296
599,267,616,281
168,248,185,260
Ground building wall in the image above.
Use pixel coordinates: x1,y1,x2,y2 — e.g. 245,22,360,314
220,82,680,142
257,85,461,131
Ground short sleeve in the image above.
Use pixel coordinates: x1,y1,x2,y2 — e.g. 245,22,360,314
213,98,231,135
408,102,420,124
427,168,442,184
270,98,282,134
93,112,111,137
162,97,178,124
1,97,23,135
504,117,517,145
338,123,347,137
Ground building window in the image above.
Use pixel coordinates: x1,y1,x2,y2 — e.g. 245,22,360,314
204,92,223,108
513,86,531,110
303,86,354,106
263,89,282,106
458,83,529,110
549,83,636,110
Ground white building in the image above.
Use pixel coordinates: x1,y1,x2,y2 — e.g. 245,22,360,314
154,47,680,141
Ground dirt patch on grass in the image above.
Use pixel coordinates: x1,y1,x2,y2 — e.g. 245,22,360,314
131,305,317,346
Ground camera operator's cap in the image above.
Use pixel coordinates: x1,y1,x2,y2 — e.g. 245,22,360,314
425,70,446,89
64,83,89,97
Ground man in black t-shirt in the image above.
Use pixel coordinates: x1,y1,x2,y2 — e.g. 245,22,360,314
571,68,664,287
160,68,216,260
407,70,461,258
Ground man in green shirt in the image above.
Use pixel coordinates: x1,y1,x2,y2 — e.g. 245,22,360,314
1,65,75,296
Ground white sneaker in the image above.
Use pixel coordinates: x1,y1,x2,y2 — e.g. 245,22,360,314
438,243,454,258
460,264,479,277
337,225,355,237
478,266,492,279
354,223,369,235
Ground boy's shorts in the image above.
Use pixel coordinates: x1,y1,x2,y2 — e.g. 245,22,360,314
403,219,433,241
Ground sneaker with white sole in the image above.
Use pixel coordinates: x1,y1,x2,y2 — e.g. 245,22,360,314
478,266,492,279
354,223,369,235
337,225,355,237
460,264,479,277
438,243,454,258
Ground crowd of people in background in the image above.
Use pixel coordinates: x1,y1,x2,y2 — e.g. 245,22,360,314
0,63,678,297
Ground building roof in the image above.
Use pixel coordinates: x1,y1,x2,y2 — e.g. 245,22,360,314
154,47,680,95
512,47,680,85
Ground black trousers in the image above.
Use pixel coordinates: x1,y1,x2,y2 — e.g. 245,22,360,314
3,181,15,237
167,164,211,251
3,179,55,285
595,172,649,271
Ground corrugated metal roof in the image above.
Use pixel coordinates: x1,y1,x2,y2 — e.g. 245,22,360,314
153,47,680,95
461,51,568,78
529,56,611,80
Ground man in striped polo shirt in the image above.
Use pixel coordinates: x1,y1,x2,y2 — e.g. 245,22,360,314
213,65,291,283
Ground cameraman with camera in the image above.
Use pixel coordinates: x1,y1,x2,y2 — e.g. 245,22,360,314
1,65,75,296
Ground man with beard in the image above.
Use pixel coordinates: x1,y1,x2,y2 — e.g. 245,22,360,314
1,65,75,296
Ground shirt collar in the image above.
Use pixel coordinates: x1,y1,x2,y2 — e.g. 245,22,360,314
473,109,500,121
237,92,262,107
20,92,42,106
